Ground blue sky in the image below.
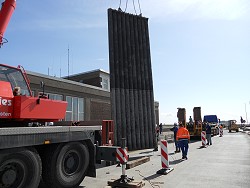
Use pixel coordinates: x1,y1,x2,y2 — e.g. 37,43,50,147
0,0,250,124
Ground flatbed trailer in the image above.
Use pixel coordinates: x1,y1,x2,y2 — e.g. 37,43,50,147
0,125,118,188
0,125,100,149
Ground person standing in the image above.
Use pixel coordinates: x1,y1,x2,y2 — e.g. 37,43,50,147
176,122,190,160
189,116,193,124
219,124,223,137
206,122,212,145
159,123,163,134
170,123,180,153
240,116,244,124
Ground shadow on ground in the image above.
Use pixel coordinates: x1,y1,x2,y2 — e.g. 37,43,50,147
169,159,184,165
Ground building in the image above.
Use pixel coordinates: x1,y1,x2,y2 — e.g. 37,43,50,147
64,69,110,92
27,69,159,124
27,70,111,122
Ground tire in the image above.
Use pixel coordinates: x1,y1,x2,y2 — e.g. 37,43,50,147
0,148,42,188
42,142,89,188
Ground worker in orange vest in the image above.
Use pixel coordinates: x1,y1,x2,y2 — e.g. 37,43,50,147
176,122,190,160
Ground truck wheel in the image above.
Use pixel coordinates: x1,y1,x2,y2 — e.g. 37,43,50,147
0,148,42,188
42,142,89,188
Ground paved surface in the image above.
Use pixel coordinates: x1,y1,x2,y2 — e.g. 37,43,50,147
80,129,250,188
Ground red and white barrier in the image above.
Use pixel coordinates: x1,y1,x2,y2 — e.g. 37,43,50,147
160,140,169,169
111,139,134,185
156,140,173,175
201,131,206,147
116,147,128,164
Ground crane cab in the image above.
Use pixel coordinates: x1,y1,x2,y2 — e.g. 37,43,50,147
0,64,67,125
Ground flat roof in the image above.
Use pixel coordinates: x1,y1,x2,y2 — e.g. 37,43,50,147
27,70,107,91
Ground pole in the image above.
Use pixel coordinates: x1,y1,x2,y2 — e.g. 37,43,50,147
121,138,126,177
68,45,69,79
245,103,248,124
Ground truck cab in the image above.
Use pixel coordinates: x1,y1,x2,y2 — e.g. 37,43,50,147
203,115,219,136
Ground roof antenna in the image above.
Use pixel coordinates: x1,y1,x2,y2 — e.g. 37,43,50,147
68,45,70,79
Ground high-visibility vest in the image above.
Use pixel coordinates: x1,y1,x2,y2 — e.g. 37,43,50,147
176,127,190,140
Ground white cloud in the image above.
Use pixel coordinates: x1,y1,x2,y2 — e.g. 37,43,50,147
140,0,250,21
160,112,177,124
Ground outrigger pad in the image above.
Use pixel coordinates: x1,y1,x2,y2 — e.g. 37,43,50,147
108,175,145,188
156,167,174,175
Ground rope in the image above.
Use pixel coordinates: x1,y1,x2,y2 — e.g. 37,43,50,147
118,0,142,15
138,0,142,15
125,0,128,12
135,170,161,188
132,0,137,15
119,0,121,9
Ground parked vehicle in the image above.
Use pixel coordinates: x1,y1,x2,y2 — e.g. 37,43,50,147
186,107,203,138
228,120,239,132
203,115,219,136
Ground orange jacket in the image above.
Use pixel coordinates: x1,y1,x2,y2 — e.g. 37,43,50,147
176,127,190,141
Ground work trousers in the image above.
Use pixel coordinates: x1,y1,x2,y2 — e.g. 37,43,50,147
206,133,212,145
178,139,189,157
174,138,180,151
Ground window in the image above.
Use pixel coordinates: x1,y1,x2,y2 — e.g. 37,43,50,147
78,98,84,121
66,96,72,121
66,96,84,121
48,93,63,101
0,65,31,96
102,78,109,90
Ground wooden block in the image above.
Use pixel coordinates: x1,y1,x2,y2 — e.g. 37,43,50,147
126,156,150,169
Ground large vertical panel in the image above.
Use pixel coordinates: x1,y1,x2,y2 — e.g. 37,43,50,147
143,17,156,147
108,9,156,150
126,14,136,149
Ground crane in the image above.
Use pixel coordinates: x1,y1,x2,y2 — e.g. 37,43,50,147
0,0,16,46
0,1,119,188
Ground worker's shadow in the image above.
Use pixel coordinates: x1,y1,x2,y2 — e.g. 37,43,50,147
168,152,175,155
197,146,207,149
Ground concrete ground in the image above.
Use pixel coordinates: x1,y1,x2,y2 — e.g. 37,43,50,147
80,129,250,188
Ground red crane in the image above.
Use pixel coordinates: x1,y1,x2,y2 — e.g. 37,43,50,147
0,0,68,125
0,0,16,46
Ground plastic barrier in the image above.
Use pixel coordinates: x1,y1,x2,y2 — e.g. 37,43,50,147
156,140,174,175
201,131,206,147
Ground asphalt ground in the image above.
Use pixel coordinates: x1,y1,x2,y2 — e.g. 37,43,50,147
81,129,250,188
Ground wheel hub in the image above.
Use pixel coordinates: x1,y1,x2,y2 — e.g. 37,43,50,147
64,152,80,175
0,164,20,187
2,168,17,186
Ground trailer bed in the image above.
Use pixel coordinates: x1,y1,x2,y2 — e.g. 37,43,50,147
0,126,101,149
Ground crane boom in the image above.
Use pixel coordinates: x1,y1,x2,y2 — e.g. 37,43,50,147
0,0,16,46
